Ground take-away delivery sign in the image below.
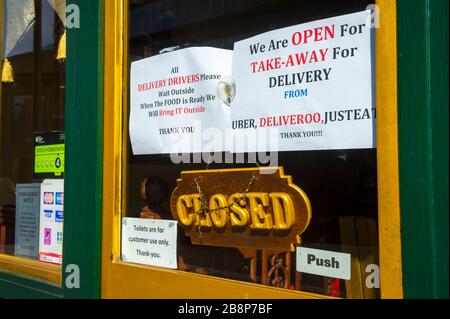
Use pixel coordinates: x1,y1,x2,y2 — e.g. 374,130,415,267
230,10,375,152
129,11,375,155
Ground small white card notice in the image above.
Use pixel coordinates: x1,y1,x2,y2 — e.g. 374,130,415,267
297,247,351,280
121,218,178,269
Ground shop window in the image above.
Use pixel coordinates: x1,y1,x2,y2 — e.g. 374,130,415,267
122,0,379,298
0,0,66,277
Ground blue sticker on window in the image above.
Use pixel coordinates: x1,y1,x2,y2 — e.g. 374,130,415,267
55,210,63,222
44,210,53,219
55,192,64,205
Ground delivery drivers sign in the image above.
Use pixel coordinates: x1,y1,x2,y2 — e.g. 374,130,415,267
170,167,312,251
129,11,374,154
230,10,375,152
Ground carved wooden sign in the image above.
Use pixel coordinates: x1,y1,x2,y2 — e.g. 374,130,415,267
170,167,312,251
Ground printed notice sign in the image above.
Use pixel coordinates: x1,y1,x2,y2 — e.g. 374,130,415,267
230,10,375,152
297,247,351,280
39,179,64,265
15,184,41,259
121,218,177,269
130,47,233,155
34,132,65,178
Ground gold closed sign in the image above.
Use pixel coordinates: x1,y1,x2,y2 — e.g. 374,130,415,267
170,167,312,251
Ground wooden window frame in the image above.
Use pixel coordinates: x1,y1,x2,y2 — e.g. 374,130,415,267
101,0,403,299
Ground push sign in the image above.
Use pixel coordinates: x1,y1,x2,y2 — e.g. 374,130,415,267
296,247,351,280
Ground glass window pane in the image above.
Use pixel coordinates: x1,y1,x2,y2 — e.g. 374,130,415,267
0,0,65,266
124,0,379,298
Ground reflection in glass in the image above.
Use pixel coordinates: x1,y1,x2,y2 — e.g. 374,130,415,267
0,0,65,265
125,0,379,298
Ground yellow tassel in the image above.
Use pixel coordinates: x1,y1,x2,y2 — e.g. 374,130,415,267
1,58,14,84
56,31,66,62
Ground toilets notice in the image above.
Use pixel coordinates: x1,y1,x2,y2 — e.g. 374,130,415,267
121,218,178,269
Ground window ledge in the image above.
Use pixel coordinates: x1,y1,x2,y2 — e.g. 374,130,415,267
0,254,62,286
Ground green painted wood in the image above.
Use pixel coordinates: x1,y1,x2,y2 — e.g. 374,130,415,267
62,0,104,299
427,0,449,300
398,0,449,299
0,273,63,299
1,0,103,299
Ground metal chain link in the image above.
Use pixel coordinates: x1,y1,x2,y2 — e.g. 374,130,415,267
193,173,258,238
193,156,262,238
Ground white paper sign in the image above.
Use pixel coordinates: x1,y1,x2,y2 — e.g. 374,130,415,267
230,11,375,152
15,184,41,259
297,247,351,280
39,179,64,265
130,47,233,155
121,218,178,269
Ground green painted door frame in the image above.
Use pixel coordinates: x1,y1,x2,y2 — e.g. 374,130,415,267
2,0,448,300
0,0,104,299
398,0,449,299
62,0,104,299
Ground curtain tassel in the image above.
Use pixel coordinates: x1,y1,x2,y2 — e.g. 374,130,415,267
1,58,14,84
56,30,66,62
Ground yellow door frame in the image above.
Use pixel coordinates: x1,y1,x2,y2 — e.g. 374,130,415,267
101,0,403,299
